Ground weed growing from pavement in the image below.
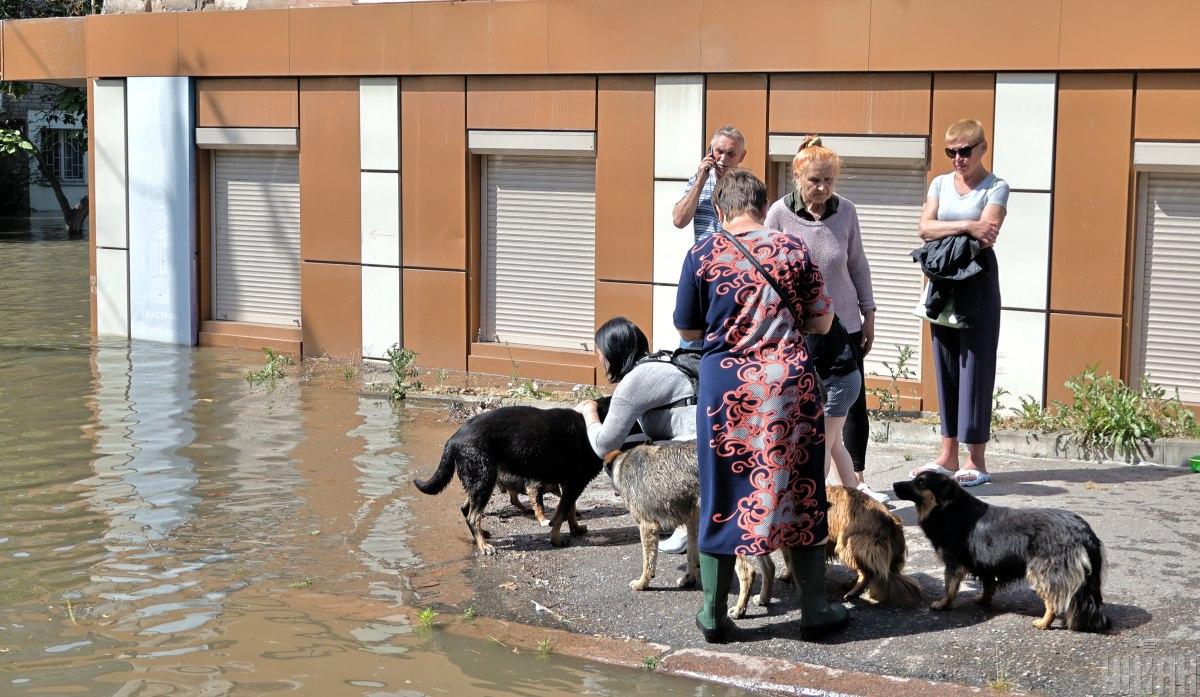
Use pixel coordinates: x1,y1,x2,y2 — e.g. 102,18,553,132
246,348,293,387
416,607,437,630
536,639,552,657
641,655,659,671
461,607,476,622
342,366,355,381
571,383,605,401
902,452,915,462
986,667,1018,693
501,340,550,400
387,346,422,400
286,578,312,590
867,344,915,418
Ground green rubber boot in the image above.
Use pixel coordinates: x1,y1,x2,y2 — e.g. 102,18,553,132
695,552,737,643
789,544,850,640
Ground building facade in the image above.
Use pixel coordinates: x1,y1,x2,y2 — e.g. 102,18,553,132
3,1,1200,412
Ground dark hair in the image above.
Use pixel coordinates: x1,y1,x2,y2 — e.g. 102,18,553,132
712,168,768,220
595,316,650,383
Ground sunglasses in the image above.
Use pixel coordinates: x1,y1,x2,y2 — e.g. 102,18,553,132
945,141,982,159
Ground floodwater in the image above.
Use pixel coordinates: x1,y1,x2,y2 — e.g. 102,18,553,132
0,222,748,696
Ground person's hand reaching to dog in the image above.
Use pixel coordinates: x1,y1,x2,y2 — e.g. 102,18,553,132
574,400,600,426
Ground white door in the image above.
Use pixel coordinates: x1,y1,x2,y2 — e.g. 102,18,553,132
778,161,926,378
483,155,596,351
1135,173,1200,402
212,151,301,326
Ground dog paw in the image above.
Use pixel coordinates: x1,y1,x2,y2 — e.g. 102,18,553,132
930,599,951,611
571,524,588,536
1032,618,1052,630
630,578,651,591
676,574,696,589
538,519,551,527
550,535,569,548
479,544,497,556
778,571,792,583
753,595,770,607
728,606,746,619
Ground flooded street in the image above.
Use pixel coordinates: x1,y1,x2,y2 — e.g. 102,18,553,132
0,223,748,696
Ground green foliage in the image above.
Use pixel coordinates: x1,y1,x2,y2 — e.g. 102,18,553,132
536,639,553,657
867,344,916,418
1005,395,1058,431
342,366,356,381
416,607,437,630
990,387,1011,428
571,384,605,401
641,655,660,671
386,346,421,400
245,348,294,387
1055,367,1200,458
461,607,477,622
502,343,550,400
286,577,313,590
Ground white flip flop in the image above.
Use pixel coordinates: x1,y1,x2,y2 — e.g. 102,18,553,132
908,462,955,478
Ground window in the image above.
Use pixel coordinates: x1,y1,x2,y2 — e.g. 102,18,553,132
41,128,85,183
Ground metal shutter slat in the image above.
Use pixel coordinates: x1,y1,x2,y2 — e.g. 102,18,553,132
213,151,302,326
484,155,596,350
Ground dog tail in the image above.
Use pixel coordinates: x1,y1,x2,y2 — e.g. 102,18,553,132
1067,537,1111,633
869,572,923,607
414,440,458,495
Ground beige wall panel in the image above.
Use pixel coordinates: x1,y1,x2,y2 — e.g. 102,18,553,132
595,75,654,283
2,17,85,80
86,14,178,77
289,6,412,76
402,76,467,270
705,74,768,179
299,78,360,264
301,261,362,359
929,73,995,177
87,77,96,333
411,0,548,74
466,76,596,131
1050,73,1133,316
404,269,467,371
179,10,288,77
595,281,653,349
769,74,931,136
1135,73,1200,141
197,78,299,128
1061,0,1200,70
869,0,1060,71
548,0,701,73
1045,313,1123,404
699,0,869,72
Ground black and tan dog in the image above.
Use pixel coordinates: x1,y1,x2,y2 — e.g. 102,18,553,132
893,471,1111,632
414,404,606,555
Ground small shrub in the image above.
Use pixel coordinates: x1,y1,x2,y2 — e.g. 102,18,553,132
501,343,550,400
246,348,294,387
435,368,449,383
867,344,916,418
536,639,553,657
387,346,422,400
641,655,660,671
990,387,1011,428
1056,367,1200,458
416,607,437,630
986,668,1018,693
342,366,356,381
571,384,605,401
1006,395,1057,431
461,607,477,622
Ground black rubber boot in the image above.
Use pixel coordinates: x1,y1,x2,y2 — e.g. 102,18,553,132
789,544,850,640
695,552,737,643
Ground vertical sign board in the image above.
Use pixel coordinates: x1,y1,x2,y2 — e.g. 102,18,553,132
126,77,198,345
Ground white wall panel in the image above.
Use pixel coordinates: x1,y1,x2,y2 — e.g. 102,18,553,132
995,191,1051,310
992,73,1056,191
361,265,401,360
995,309,1046,409
359,78,399,171
653,179,694,284
94,79,128,249
652,284,684,352
96,247,129,338
125,77,196,345
361,171,401,266
654,75,704,180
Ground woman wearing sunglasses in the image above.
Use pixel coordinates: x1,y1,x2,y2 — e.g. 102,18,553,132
910,118,1009,487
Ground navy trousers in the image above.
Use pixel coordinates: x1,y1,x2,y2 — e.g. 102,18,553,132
930,250,1001,444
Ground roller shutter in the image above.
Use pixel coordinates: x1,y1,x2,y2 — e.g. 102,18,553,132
1136,174,1200,402
212,151,301,326
779,161,926,377
484,155,596,350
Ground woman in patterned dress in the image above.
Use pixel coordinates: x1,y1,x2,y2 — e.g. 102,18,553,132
673,168,850,643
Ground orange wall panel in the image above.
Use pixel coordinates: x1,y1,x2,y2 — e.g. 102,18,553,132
2,17,85,81
699,0,869,72
289,5,411,76
929,73,996,176
595,75,654,283
1045,313,1123,404
1050,73,1133,316
86,14,178,77
404,269,467,371
411,0,549,74
402,76,467,270
869,0,1060,71
178,10,289,77
548,0,701,74
769,74,931,136
1135,73,1200,142
301,261,362,359
595,281,653,346
299,78,360,265
197,79,299,129
705,74,768,180
1061,0,1200,70
466,76,596,131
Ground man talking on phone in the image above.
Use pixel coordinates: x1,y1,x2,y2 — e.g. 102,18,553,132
671,125,747,241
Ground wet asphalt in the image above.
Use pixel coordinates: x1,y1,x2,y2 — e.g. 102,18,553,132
451,441,1199,695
